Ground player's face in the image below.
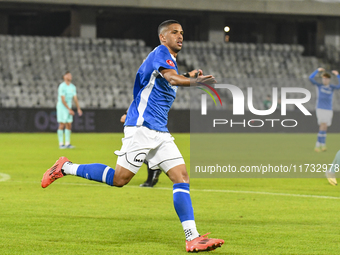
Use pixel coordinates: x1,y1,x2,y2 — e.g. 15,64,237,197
322,77,330,86
64,73,72,82
161,24,184,54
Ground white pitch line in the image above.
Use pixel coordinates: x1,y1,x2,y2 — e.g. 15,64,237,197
9,180,340,200
0,173,11,182
126,185,340,200
191,188,340,200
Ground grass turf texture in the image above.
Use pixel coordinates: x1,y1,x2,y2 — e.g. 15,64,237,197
0,133,340,255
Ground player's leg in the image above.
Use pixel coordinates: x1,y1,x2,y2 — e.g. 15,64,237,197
315,125,321,152
319,123,328,151
41,155,134,188
149,136,224,252
166,164,199,239
140,160,153,187
65,117,73,148
42,150,140,188
64,123,73,148
315,109,321,152
140,160,162,187
166,164,224,252
315,109,332,152
315,123,326,152
149,139,200,241
151,169,162,186
113,164,135,187
57,123,65,149
63,126,146,187
42,126,146,188
57,106,68,149
63,161,134,187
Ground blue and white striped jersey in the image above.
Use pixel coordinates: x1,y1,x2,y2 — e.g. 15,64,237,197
125,45,178,132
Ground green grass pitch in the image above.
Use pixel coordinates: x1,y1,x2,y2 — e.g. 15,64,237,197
0,133,340,254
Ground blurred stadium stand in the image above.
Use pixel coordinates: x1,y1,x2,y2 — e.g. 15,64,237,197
0,35,336,111
0,35,151,109
180,41,315,111
2,0,340,16
1,0,340,112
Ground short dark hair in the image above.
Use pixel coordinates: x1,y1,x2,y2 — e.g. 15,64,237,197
322,72,331,79
63,71,70,79
158,20,180,35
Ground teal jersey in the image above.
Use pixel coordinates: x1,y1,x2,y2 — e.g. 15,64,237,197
329,150,340,173
57,82,77,108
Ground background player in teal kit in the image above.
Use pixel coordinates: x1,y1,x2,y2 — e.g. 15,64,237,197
325,150,340,186
309,67,340,152
42,20,224,252
57,71,82,149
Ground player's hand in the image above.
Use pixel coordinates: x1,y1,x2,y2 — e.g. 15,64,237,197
195,75,217,86
68,109,75,116
318,67,325,72
188,69,203,78
332,70,339,76
77,108,83,116
120,114,127,123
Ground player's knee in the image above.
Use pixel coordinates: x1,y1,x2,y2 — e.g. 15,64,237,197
113,166,134,187
320,123,328,130
167,164,190,184
181,171,190,183
113,178,130,187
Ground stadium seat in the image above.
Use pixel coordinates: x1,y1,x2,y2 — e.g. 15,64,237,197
0,34,336,110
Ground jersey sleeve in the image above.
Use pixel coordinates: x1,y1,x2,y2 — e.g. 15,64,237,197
330,74,340,90
58,84,66,97
73,86,77,96
152,46,177,72
309,69,322,87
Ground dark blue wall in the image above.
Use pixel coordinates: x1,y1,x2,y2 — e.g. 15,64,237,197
0,108,339,133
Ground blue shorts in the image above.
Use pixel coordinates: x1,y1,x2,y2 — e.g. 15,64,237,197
56,104,73,123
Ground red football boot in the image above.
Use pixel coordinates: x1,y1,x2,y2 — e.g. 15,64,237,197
41,157,69,188
186,233,224,252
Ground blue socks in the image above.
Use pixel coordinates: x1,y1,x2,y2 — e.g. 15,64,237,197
63,164,198,240
173,183,195,222
317,131,327,145
173,183,199,241
76,164,115,186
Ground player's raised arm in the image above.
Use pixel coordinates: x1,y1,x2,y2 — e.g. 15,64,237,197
309,68,323,87
331,70,340,89
161,68,216,87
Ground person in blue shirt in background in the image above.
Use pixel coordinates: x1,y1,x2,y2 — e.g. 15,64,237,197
309,67,340,152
